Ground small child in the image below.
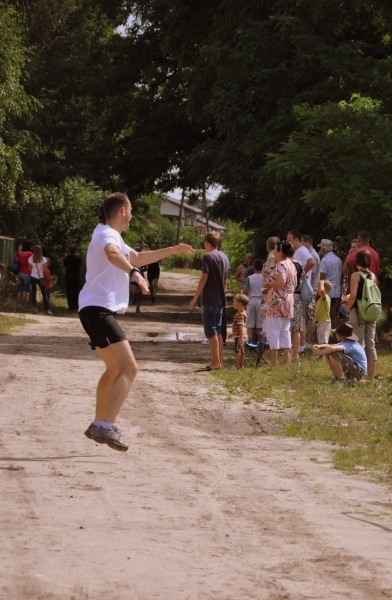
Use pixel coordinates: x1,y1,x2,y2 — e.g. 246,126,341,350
314,279,332,343
228,293,249,369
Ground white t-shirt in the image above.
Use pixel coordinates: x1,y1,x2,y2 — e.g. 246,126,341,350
28,256,48,279
78,224,132,314
245,272,263,303
293,245,313,283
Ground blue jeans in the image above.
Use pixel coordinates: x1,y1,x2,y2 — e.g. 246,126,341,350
201,305,223,338
17,273,31,293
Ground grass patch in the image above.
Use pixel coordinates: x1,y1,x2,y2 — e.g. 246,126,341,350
216,343,392,483
0,313,36,335
0,290,72,329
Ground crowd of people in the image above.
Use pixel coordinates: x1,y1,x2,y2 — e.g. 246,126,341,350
5,241,82,314
7,234,161,317
3,205,383,451
224,230,381,384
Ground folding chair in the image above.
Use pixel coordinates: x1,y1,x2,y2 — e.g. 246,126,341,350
245,341,270,367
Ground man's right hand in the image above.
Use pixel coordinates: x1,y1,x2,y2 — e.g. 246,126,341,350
133,271,149,294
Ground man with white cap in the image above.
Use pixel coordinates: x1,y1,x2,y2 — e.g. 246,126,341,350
319,238,342,329
312,322,367,384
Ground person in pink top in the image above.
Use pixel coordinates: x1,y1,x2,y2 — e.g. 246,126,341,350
345,231,380,293
263,240,297,366
16,241,33,305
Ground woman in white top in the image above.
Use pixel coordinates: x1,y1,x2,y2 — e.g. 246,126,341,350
28,245,51,314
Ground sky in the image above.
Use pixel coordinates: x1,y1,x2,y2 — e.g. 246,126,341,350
169,186,222,201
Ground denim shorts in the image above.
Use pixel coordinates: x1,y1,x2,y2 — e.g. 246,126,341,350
17,273,31,293
201,305,223,338
79,306,127,350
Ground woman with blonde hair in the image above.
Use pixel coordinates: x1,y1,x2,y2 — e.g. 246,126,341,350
28,245,51,314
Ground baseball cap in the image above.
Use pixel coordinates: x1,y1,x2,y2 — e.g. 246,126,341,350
317,239,333,248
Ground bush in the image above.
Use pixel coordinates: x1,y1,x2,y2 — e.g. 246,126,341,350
163,249,204,270
0,270,17,311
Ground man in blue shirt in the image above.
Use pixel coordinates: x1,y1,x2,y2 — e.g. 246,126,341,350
312,322,367,384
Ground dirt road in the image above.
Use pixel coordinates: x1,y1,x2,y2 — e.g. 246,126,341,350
1,271,392,600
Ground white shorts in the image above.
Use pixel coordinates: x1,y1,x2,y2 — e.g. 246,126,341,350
317,321,331,344
263,315,291,350
246,299,263,329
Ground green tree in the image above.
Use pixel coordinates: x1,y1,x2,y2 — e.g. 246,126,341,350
265,95,392,248
0,3,36,218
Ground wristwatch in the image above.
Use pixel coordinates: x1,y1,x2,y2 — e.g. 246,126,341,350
130,267,140,276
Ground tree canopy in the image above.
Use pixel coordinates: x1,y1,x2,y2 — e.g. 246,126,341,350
1,0,392,267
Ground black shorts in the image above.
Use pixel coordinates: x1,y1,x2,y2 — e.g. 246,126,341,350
79,306,127,350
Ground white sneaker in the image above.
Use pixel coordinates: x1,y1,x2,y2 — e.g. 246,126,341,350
201,338,209,345
298,345,305,354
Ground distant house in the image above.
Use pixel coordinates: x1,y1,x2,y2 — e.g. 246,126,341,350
160,195,226,235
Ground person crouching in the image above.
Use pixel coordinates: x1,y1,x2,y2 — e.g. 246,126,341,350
312,322,367,384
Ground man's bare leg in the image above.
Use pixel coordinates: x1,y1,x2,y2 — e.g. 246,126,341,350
96,340,138,423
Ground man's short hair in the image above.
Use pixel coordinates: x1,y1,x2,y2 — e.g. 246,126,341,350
302,234,313,245
358,231,370,244
205,231,220,248
103,192,129,221
288,229,302,242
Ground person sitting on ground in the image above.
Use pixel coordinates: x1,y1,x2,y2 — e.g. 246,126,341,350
312,322,367,384
227,293,249,370
314,279,332,344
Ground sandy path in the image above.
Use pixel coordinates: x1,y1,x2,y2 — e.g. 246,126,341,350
1,271,392,600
